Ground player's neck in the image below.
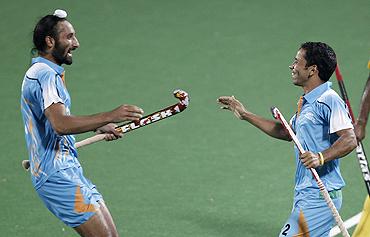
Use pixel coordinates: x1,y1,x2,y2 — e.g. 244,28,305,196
302,76,324,94
39,53,62,66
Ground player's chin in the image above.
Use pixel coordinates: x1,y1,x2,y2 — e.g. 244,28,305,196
64,56,73,65
292,79,300,86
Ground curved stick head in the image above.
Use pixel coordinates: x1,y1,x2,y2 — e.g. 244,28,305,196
173,89,189,107
22,160,30,171
271,106,279,119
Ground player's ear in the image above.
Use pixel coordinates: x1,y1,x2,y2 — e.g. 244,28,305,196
309,65,318,77
45,36,55,49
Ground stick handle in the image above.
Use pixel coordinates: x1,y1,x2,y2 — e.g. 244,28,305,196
21,134,107,170
75,134,106,149
313,169,350,237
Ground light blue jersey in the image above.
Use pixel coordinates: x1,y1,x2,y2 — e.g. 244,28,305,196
290,81,353,193
279,82,353,236
21,57,80,190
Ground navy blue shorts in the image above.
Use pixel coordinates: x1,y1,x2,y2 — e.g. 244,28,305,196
36,166,103,227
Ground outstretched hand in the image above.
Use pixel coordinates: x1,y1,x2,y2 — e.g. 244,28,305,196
96,123,123,141
217,96,246,120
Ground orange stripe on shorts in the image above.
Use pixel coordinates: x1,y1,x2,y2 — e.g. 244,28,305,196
293,209,310,237
74,186,96,213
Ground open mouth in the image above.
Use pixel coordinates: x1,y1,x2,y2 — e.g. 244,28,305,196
66,49,73,57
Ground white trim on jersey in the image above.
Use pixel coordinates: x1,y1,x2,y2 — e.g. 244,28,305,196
330,108,353,133
43,80,64,110
320,90,353,134
26,62,64,110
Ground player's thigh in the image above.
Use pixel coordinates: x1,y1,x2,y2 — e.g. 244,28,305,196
37,167,103,227
99,201,119,234
74,201,119,237
279,208,302,237
279,196,342,237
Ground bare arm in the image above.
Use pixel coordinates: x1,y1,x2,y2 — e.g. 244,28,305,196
45,102,144,135
300,128,357,168
355,73,370,141
217,96,291,141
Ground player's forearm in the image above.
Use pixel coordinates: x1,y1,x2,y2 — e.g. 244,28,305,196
321,129,357,162
239,111,291,141
46,103,144,135
51,112,113,135
357,75,370,126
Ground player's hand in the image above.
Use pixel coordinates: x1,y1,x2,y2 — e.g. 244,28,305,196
96,123,123,141
354,120,366,142
217,96,246,120
300,151,320,168
110,105,144,123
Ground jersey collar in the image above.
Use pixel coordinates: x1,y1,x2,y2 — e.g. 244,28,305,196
303,81,332,104
31,57,65,76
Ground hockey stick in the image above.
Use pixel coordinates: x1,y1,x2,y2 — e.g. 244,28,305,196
22,89,189,170
330,212,362,236
335,65,370,195
74,89,189,148
271,107,350,237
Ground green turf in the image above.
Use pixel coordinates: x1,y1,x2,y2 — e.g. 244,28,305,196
0,0,369,236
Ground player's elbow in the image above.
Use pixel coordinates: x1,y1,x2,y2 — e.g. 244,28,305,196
349,138,357,151
51,119,73,135
53,124,70,135
346,131,357,153
48,115,75,135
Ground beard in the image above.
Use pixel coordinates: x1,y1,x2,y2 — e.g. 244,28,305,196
52,40,73,65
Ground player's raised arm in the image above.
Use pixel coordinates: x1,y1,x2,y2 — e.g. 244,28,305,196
217,95,291,141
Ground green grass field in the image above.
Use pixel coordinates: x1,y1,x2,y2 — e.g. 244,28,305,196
0,0,369,236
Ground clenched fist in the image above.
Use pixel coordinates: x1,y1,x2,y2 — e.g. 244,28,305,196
109,104,144,123
96,123,123,141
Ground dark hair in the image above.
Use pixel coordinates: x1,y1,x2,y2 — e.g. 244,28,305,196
300,42,337,82
32,15,66,54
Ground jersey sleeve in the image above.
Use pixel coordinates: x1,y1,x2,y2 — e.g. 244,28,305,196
290,113,297,133
321,93,353,134
39,70,64,111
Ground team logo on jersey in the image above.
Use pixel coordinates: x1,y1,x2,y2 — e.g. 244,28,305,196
302,112,317,124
